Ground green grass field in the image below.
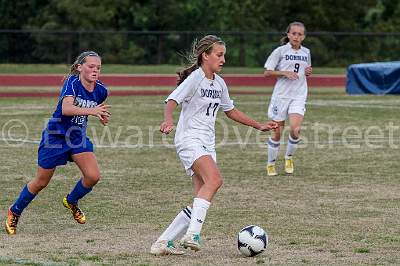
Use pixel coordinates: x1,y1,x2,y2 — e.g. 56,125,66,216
0,87,399,265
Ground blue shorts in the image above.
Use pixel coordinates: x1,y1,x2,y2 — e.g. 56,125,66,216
38,130,94,169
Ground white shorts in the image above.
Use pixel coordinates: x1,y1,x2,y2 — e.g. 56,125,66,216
268,98,306,121
177,145,217,176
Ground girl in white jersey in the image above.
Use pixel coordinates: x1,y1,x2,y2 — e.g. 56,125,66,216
264,22,312,176
150,35,277,255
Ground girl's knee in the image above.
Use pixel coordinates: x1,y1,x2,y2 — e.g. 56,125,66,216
29,179,49,193
271,131,281,142
214,177,223,189
272,128,283,142
91,175,101,185
290,128,301,139
207,175,223,191
83,172,101,186
271,135,281,142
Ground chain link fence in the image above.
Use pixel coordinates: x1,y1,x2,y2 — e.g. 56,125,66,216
1,30,400,67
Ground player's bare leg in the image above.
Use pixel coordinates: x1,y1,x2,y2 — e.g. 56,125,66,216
180,156,221,251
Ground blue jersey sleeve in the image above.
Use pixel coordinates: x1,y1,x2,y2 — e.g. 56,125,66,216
101,88,108,103
95,80,108,104
60,76,77,99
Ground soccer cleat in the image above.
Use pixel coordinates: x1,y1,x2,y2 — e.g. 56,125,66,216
266,164,278,176
285,157,294,174
62,197,86,224
5,208,20,235
180,233,201,251
150,240,185,255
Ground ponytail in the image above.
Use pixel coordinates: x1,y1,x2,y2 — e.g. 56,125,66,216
280,36,290,45
177,35,225,85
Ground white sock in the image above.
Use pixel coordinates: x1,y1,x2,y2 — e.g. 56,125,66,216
285,135,300,158
267,137,280,164
157,206,192,242
186,198,210,235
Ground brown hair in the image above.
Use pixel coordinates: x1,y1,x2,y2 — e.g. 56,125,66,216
177,35,225,85
63,51,101,82
280,21,306,45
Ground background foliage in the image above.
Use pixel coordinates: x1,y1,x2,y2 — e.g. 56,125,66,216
1,0,400,66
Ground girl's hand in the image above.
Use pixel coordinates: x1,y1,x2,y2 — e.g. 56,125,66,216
99,114,110,126
92,103,111,120
160,120,174,134
305,66,313,76
284,71,299,80
258,121,279,131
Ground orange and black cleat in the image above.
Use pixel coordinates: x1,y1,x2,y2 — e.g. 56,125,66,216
62,197,86,224
5,208,20,235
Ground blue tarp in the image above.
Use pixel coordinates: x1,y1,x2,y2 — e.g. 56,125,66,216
346,61,400,95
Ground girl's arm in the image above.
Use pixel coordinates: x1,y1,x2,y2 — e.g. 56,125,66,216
305,66,313,76
264,70,299,80
62,96,111,120
225,108,277,131
160,100,178,134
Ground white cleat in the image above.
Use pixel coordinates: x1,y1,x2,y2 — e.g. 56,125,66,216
150,240,185,256
180,233,201,251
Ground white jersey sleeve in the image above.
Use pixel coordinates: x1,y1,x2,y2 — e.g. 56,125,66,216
264,47,281,70
165,71,199,104
215,76,234,112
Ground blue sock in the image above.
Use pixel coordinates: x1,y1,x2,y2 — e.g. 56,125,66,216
66,179,92,205
11,185,36,216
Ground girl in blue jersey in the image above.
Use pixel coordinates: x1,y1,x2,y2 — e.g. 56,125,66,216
5,51,110,235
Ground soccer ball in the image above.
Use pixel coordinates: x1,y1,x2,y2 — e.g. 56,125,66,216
237,225,268,257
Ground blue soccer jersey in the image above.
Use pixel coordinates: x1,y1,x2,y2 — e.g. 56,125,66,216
46,75,108,140
38,75,108,169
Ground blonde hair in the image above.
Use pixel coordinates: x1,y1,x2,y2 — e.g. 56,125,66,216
63,51,100,81
177,35,225,85
280,21,306,45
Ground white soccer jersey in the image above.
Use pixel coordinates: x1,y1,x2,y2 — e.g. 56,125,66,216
166,67,234,150
264,43,311,100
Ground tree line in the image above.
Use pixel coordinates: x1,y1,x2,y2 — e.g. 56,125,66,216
1,0,399,66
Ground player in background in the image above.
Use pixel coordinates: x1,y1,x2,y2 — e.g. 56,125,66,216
5,51,110,235
150,35,277,255
264,21,312,176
